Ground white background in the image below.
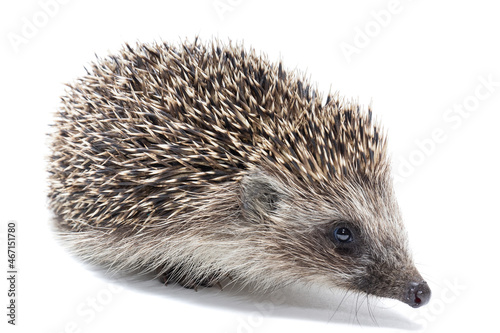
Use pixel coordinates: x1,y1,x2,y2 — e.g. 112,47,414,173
1,0,499,332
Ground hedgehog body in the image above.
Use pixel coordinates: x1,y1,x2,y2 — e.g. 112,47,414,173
48,39,430,307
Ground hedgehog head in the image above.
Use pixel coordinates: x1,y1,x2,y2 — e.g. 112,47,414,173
239,101,430,307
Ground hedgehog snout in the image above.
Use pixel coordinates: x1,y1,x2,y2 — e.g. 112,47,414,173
402,280,431,308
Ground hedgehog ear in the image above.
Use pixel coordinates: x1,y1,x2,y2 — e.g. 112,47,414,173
240,172,282,221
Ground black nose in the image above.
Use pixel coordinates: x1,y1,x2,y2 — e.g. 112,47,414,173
404,281,431,308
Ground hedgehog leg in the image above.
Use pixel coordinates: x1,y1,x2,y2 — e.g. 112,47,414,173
157,265,223,291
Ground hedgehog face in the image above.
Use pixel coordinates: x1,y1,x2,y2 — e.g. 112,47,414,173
241,169,430,308
326,210,431,308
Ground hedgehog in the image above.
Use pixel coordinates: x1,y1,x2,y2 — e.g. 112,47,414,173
48,38,431,308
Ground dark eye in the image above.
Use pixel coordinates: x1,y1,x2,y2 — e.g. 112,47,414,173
334,227,353,243
328,222,360,255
